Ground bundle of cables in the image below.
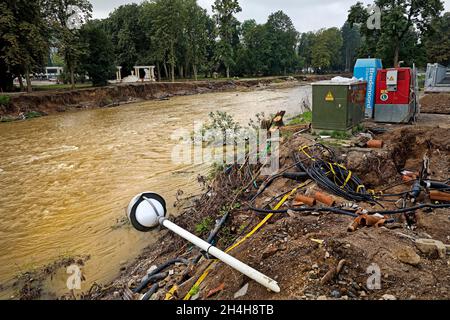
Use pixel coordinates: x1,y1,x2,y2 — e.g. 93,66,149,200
293,144,378,204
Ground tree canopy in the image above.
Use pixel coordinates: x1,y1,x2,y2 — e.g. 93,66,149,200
1,0,449,92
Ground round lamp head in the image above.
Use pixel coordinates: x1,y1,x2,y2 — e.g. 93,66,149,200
127,192,167,232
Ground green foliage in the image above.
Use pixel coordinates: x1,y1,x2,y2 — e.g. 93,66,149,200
1,0,448,93
331,131,351,140
0,95,11,106
208,162,225,180
352,124,365,134
348,0,444,67
288,111,312,125
236,12,299,76
318,130,351,140
195,217,214,234
25,111,43,119
213,0,242,78
341,22,361,71
203,111,242,135
423,12,450,66
312,28,343,71
0,0,49,92
44,0,93,88
79,22,115,86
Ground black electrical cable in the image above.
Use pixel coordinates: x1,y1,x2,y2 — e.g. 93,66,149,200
368,204,450,215
293,151,380,205
133,258,189,293
141,283,159,301
248,205,359,217
248,203,450,217
193,212,230,264
250,160,307,202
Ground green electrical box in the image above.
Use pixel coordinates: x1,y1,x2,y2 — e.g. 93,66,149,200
312,80,367,133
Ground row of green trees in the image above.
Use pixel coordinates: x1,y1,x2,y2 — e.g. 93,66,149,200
1,0,449,92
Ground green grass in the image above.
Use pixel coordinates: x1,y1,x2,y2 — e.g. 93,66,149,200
288,111,312,125
0,115,15,123
32,83,93,91
352,124,365,134
318,130,351,140
25,111,43,119
417,74,425,90
0,95,11,106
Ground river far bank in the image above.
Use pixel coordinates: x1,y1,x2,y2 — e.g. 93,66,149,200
0,75,339,122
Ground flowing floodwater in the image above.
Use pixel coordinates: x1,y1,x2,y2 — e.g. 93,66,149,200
0,85,311,299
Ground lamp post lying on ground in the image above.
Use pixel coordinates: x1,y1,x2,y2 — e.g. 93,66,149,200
127,192,281,293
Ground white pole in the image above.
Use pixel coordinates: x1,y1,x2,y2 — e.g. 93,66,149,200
159,218,280,293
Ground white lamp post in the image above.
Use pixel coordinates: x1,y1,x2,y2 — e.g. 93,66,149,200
127,192,280,293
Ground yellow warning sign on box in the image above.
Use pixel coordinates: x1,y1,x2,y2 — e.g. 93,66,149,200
325,91,334,102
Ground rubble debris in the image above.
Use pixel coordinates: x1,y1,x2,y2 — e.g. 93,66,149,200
206,283,225,299
84,123,450,301
347,214,387,232
415,239,447,259
234,283,249,299
313,191,336,207
430,191,450,202
293,195,316,207
395,248,421,266
320,259,346,285
367,140,384,149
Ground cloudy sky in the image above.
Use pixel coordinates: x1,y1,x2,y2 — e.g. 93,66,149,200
91,0,450,32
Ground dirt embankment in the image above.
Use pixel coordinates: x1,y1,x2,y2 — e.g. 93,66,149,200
82,119,450,301
420,93,450,115
0,75,334,119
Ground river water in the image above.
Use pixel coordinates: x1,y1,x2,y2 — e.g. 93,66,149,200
0,84,311,299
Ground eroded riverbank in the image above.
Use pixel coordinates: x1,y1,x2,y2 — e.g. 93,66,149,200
0,76,333,121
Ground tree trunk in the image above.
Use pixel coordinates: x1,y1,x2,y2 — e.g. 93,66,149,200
394,44,400,68
70,66,75,90
171,64,175,83
193,65,198,81
25,69,32,93
226,66,230,79
179,65,184,78
156,63,161,82
163,63,168,79
18,75,24,92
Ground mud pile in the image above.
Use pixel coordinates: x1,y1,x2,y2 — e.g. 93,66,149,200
85,123,449,301
420,93,450,115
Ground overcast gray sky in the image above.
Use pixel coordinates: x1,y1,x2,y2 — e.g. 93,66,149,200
91,0,450,32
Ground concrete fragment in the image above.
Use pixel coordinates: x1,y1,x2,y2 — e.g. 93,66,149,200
262,244,279,259
395,247,421,266
234,283,249,299
415,239,447,259
382,294,397,300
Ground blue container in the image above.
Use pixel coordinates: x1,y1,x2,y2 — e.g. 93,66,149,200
354,59,383,118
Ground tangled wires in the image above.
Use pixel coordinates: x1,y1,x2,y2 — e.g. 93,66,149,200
293,144,378,204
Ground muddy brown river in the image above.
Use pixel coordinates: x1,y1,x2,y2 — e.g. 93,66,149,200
0,85,311,299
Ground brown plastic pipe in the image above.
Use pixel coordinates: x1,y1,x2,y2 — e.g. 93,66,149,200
430,191,450,202
293,195,316,207
367,140,384,149
313,191,336,207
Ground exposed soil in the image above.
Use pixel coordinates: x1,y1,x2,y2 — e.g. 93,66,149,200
84,115,450,301
0,75,336,120
420,93,450,115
